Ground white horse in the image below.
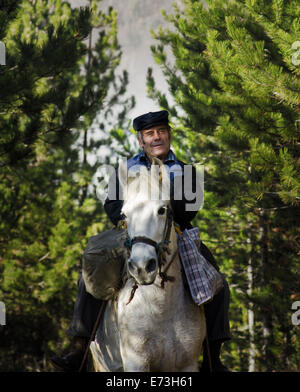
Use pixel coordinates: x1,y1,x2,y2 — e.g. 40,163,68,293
90,159,206,372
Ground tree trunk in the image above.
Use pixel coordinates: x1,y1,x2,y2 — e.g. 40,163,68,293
259,209,273,370
247,236,255,372
79,18,92,206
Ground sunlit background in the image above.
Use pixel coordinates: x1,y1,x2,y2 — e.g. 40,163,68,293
70,0,175,118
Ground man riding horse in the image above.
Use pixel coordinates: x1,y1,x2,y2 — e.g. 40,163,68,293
51,110,231,372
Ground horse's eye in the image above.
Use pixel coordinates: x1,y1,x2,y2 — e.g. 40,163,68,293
158,207,166,215
120,213,126,220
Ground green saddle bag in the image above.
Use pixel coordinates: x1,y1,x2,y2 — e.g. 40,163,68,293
82,228,127,300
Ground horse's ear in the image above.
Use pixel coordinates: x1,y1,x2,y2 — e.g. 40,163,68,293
118,160,128,189
152,157,170,201
152,157,163,183
152,157,162,166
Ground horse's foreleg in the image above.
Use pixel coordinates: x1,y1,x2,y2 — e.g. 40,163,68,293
123,362,150,372
122,358,150,372
122,353,151,372
181,364,199,372
120,343,150,372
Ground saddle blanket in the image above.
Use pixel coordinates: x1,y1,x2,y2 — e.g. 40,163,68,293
177,227,223,306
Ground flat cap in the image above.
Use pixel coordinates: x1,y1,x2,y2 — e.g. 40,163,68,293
133,110,169,132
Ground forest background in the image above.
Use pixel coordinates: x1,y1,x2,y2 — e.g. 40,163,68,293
0,0,299,372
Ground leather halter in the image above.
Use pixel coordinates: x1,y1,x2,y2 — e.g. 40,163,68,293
123,205,173,259
122,205,176,305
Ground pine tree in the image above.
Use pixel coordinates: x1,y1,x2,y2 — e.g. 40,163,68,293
148,0,300,371
0,0,134,371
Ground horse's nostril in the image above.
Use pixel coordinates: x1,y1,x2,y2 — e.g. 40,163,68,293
128,260,136,273
146,258,157,274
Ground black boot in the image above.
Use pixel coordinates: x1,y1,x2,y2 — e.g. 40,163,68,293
50,336,89,372
200,339,230,372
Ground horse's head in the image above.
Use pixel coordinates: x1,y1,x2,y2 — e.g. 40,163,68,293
119,158,172,285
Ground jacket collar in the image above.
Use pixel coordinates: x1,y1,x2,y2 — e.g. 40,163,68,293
137,149,176,166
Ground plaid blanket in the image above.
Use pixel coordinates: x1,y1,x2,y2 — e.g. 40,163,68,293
177,227,223,306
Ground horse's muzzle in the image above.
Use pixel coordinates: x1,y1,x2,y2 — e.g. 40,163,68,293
128,257,158,285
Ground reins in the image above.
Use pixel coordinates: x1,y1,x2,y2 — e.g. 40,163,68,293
158,249,177,289
79,301,106,372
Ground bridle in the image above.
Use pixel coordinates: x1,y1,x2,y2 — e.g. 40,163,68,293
123,205,173,259
122,205,177,303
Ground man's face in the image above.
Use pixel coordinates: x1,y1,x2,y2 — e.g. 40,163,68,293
138,124,171,162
